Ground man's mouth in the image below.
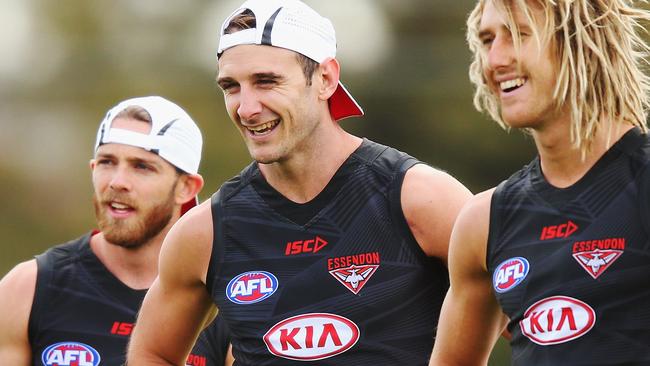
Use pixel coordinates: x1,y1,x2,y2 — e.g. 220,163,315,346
500,77,526,93
247,119,280,136
109,201,134,213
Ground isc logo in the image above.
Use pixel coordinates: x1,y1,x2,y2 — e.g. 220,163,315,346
519,296,595,345
263,313,359,361
110,321,134,336
493,257,529,293
41,342,101,366
540,220,578,240
226,271,278,304
285,236,328,256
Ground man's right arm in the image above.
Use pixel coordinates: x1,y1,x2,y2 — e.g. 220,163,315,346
429,189,508,366
0,260,36,364
127,201,217,365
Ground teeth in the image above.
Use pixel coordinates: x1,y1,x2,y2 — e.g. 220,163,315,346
248,120,278,133
111,202,130,210
500,78,526,91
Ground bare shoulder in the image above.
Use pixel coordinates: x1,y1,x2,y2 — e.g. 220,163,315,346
453,188,495,237
449,188,495,272
168,198,214,246
401,164,473,261
0,259,37,344
159,199,214,284
0,259,37,301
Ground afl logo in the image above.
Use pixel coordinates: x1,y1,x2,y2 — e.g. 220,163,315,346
226,271,278,304
493,257,529,293
41,342,101,366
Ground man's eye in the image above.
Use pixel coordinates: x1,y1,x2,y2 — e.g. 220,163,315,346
135,163,152,170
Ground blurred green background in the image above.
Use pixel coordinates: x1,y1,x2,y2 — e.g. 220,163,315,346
0,0,541,363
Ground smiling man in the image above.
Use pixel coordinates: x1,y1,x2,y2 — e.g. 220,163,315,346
429,1,650,365
126,1,472,365
0,96,232,366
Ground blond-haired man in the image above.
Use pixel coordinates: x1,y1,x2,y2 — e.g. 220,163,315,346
430,1,650,365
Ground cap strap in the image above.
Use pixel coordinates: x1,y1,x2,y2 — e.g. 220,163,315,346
101,128,160,152
261,8,283,45
219,28,257,52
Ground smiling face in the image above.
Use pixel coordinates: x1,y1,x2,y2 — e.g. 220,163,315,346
91,117,180,249
217,44,324,164
477,0,562,130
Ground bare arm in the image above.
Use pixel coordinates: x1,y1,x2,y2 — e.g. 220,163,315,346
225,344,235,366
402,164,473,263
127,201,217,365
429,190,508,366
0,260,36,365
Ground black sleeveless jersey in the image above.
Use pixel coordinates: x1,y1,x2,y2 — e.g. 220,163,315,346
206,139,449,365
487,128,650,365
29,232,230,366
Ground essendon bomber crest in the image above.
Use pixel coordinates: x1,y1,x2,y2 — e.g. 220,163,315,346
327,252,380,295
329,265,379,295
572,249,623,279
571,237,625,279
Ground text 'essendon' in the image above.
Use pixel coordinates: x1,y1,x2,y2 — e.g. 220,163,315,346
327,252,380,270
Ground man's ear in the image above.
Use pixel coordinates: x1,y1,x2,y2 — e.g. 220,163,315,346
317,57,341,102
175,173,205,206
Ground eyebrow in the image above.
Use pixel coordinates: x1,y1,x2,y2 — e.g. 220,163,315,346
252,72,284,81
217,72,285,88
478,29,493,40
96,152,161,167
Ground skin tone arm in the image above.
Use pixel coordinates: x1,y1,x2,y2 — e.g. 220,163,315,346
429,189,509,366
401,164,473,263
0,260,36,364
127,201,217,366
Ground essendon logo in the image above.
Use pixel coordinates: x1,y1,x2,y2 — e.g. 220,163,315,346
41,342,101,366
285,236,328,256
327,252,380,295
263,313,360,361
329,265,379,295
572,237,625,279
540,220,578,240
519,296,595,345
186,354,207,366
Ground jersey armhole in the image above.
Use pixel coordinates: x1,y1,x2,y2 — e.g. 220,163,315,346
639,164,650,238
28,253,53,345
388,157,429,260
486,180,507,272
206,189,224,297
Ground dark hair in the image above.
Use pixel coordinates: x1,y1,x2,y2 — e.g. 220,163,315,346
114,106,152,124
223,9,319,86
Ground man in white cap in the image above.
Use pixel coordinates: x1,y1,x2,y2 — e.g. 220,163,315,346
128,1,471,365
0,96,232,365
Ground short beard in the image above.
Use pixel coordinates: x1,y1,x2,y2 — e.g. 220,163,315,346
93,184,177,250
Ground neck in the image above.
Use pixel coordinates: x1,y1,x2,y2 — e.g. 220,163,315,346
532,117,633,188
89,228,169,290
259,124,362,203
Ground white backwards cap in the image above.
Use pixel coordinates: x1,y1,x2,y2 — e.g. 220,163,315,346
94,96,203,213
217,0,364,121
